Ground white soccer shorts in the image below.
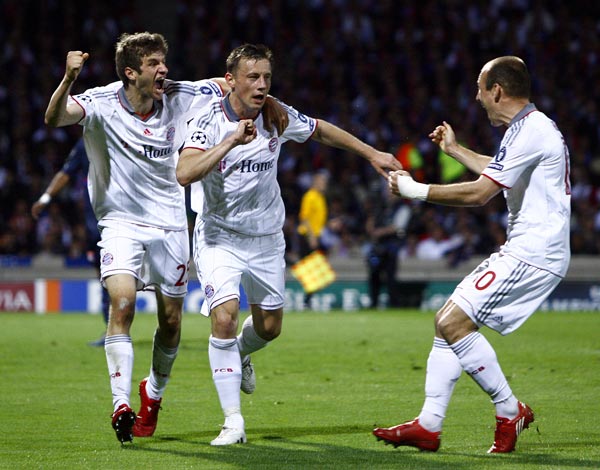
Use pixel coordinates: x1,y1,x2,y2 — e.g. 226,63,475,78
98,220,190,297
451,252,562,335
193,223,286,316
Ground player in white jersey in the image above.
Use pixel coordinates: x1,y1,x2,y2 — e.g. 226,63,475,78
176,43,403,446
374,56,571,454
44,32,287,445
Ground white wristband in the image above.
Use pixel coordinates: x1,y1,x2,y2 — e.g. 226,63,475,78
39,193,52,205
396,174,430,201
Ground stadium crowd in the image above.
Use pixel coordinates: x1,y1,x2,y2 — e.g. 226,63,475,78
1,0,599,267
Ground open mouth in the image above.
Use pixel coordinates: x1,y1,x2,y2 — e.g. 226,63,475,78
155,77,166,91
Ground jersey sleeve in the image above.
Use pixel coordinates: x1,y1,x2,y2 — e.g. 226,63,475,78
165,79,223,120
182,105,218,151
68,82,120,129
277,100,317,143
483,126,544,189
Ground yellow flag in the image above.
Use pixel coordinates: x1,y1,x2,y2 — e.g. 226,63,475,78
290,251,336,294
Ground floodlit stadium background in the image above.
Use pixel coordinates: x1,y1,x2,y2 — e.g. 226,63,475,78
1,1,598,312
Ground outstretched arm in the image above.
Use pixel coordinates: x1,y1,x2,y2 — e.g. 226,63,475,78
429,121,492,175
45,51,89,127
311,119,402,178
388,170,501,207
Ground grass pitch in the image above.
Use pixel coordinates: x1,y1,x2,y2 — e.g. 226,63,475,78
0,309,598,469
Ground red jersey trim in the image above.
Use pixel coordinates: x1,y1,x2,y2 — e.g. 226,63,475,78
483,172,510,189
69,95,87,124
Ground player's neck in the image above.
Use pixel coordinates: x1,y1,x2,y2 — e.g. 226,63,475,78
225,94,259,121
125,87,155,116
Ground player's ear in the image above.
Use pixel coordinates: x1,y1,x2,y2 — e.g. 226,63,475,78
124,67,136,81
225,72,235,91
493,83,502,103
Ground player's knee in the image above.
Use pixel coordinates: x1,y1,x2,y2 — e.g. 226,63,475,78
256,320,281,341
111,295,135,316
434,307,477,344
212,315,238,337
261,327,280,342
161,313,182,336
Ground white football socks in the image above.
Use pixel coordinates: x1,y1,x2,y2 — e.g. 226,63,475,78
147,330,178,400
419,337,462,432
105,334,133,410
236,315,269,358
450,331,518,418
209,336,242,421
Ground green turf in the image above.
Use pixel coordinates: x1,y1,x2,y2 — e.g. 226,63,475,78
0,309,598,469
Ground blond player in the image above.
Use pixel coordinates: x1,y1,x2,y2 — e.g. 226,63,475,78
176,43,402,446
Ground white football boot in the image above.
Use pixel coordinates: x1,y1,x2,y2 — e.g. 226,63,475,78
210,426,247,446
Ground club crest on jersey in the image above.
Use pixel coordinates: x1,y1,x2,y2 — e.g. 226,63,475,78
268,137,278,152
167,126,175,142
205,284,215,298
102,253,114,265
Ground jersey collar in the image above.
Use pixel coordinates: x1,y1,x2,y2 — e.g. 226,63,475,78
116,86,162,120
221,93,241,122
509,103,537,126
221,93,260,123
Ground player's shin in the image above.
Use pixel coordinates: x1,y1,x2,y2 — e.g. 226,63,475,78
209,336,244,428
236,315,270,356
419,337,462,432
450,332,515,413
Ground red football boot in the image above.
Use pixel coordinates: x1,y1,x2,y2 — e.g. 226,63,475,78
132,378,162,437
488,401,534,453
373,418,441,452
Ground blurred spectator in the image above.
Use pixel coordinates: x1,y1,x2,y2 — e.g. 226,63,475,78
415,222,464,262
364,188,411,308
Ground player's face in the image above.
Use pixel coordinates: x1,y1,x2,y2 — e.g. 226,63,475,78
132,52,168,101
476,69,502,127
228,58,272,119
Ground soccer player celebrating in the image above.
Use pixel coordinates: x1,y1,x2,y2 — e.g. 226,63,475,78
44,33,286,444
176,43,402,446
374,56,571,453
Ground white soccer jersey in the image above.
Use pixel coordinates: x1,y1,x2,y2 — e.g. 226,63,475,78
184,97,317,235
70,80,223,230
482,103,571,277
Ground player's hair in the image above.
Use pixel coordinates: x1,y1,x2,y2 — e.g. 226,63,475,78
114,32,168,87
485,56,530,99
226,44,274,74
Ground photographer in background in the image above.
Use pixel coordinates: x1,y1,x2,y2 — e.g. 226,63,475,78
364,188,411,309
